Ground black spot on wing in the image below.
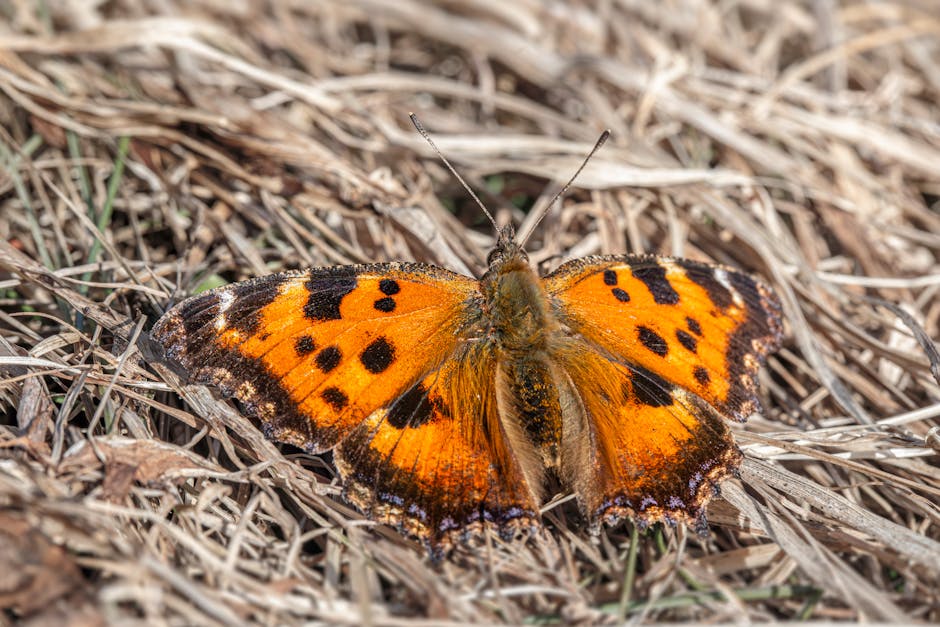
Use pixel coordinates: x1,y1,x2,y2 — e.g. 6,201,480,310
360,337,395,373
386,382,435,429
321,386,348,412
379,279,400,295
373,297,396,312
686,316,703,336
305,275,357,321
676,329,698,353
603,269,618,286
638,326,668,357
693,366,711,386
315,346,342,373
294,335,316,356
612,288,630,302
632,265,680,305
628,365,674,407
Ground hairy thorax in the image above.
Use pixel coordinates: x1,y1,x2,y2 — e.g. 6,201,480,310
481,253,555,351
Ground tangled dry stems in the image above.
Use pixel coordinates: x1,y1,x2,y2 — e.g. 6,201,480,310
1,1,939,624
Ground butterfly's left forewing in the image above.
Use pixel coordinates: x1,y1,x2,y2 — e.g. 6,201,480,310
545,255,782,422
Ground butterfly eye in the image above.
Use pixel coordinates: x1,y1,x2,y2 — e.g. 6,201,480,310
486,248,501,266
486,239,527,268
486,247,527,266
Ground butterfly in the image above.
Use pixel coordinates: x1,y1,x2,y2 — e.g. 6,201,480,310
151,125,783,551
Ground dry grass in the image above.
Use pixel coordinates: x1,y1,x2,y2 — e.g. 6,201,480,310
2,1,939,624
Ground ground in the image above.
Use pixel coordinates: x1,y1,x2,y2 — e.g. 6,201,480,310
1,1,939,624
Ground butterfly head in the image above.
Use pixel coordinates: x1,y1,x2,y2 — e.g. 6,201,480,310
486,224,529,270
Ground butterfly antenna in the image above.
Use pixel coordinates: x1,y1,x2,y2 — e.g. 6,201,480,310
409,113,499,232
518,129,610,248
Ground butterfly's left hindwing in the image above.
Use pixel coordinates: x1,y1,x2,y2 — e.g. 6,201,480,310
553,340,741,526
152,263,480,453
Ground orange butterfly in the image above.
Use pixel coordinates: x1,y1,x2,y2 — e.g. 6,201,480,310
152,126,782,551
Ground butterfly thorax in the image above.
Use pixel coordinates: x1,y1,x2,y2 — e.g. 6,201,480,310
480,245,556,353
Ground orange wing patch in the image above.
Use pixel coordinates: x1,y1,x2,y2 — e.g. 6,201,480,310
335,342,541,550
152,264,480,452
554,340,740,528
546,255,782,422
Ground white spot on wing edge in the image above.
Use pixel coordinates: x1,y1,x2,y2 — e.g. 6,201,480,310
218,289,235,312
214,290,234,331
714,268,744,307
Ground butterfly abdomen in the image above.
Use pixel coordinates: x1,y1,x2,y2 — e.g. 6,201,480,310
501,356,563,457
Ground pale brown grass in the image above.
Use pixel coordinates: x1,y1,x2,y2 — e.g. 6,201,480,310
1,1,939,624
